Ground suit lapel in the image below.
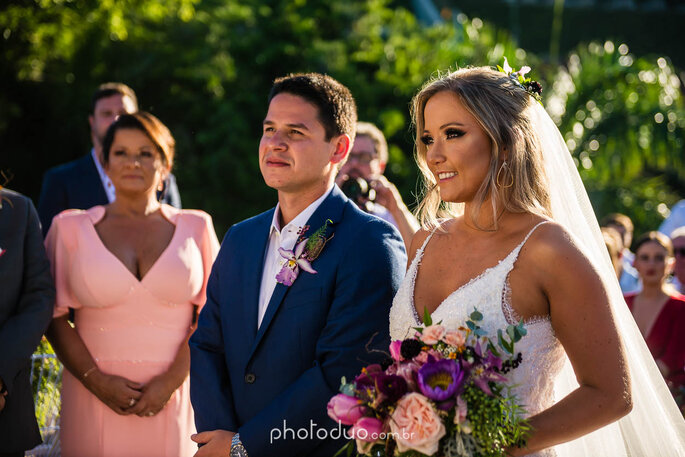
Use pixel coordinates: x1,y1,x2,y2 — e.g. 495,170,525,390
240,210,274,344
248,187,348,360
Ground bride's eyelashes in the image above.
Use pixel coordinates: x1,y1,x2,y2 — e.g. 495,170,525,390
420,129,466,146
445,128,465,139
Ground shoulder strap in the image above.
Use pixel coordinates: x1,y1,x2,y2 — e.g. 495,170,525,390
522,220,550,246
510,220,551,263
417,223,441,253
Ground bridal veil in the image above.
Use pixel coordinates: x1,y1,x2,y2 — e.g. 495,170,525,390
529,102,685,456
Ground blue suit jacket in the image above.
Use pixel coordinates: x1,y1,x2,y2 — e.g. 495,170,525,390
189,186,406,457
38,153,181,236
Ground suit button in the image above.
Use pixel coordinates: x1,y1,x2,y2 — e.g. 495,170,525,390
245,373,256,384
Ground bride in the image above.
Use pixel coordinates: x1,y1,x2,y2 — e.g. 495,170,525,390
388,66,685,456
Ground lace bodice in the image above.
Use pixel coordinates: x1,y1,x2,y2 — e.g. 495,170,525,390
389,222,566,457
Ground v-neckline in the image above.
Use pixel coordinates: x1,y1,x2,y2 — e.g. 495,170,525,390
87,207,180,284
409,220,549,326
409,246,519,326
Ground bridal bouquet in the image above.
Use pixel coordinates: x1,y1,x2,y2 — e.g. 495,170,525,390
328,310,530,457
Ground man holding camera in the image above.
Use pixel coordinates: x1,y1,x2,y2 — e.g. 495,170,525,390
335,122,418,248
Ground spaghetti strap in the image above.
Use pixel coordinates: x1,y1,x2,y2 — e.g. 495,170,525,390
417,224,442,254
509,220,552,266
521,220,550,246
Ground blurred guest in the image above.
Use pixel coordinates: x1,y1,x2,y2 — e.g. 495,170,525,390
0,188,55,457
45,112,219,457
38,82,181,236
601,226,624,280
669,226,685,294
624,231,685,400
602,213,640,293
659,200,685,239
336,121,418,247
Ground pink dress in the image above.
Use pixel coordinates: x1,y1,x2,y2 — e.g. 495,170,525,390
45,205,220,457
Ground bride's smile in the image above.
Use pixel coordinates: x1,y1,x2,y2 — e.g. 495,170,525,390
421,90,492,205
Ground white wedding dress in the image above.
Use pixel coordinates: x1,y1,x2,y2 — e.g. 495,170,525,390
388,102,685,456
389,221,563,457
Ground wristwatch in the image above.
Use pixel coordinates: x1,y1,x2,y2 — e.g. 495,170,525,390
230,433,248,457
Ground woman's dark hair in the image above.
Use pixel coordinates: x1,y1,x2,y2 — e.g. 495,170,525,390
633,231,673,257
102,112,175,169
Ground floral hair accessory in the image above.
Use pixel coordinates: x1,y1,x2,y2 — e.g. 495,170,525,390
276,219,334,286
498,57,543,102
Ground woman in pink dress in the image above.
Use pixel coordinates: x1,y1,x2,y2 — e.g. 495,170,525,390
624,231,685,404
45,112,220,457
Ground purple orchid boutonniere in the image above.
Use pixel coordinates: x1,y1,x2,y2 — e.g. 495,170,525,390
276,219,334,286
0,247,5,258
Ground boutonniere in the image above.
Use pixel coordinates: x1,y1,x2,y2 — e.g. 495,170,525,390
0,247,5,258
276,219,334,286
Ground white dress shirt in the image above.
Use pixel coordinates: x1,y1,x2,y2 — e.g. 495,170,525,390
257,186,334,328
91,148,116,203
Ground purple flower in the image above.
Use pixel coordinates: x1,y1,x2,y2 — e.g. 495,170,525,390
276,239,317,286
470,350,507,396
417,359,464,402
376,373,408,404
354,364,383,390
400,339,423,360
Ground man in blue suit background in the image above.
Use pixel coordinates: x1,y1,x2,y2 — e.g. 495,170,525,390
189,73,406,457
37,82,181,236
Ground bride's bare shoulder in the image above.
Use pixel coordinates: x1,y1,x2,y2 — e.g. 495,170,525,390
523,219,598,278
407,218,454,265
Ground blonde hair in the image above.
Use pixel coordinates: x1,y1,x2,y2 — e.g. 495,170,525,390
411,66,552,230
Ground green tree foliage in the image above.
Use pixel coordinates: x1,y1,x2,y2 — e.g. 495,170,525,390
546,41,685,236
0,0,681,237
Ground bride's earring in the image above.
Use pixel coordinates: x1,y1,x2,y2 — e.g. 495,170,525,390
496,160,514,188
157,176,166,192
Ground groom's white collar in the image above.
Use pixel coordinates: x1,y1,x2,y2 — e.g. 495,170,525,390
269,184,334,235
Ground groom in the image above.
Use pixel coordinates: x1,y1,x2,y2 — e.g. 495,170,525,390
189,73,406,457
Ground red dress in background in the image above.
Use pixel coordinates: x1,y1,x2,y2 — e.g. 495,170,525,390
625,293,685,393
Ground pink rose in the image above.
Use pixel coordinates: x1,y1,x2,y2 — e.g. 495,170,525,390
327,394,367,426
420,325,446,345
389,340,403,361
444,330,466,348
389,393,446,455
350,416,384,442
350,417,385,455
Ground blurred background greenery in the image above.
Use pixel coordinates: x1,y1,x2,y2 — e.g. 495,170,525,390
1,0,683,241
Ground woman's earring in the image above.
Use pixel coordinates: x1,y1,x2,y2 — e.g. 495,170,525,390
496,160,514,188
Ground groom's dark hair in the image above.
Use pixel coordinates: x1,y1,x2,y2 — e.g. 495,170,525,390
268,73,357,141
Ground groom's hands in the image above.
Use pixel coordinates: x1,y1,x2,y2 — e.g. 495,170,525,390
191,430,235,457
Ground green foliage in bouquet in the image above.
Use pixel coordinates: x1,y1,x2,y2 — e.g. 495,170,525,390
330,309,530,457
